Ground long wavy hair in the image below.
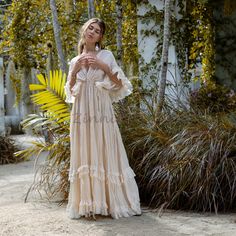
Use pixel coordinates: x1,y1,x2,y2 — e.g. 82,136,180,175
77,18,106,55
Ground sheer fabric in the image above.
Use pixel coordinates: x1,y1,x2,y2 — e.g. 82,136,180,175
65,49,141,219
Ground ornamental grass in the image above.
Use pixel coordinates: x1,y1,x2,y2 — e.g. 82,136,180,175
19,70,236,212
116,82,236,213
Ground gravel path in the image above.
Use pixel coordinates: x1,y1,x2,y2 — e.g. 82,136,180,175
0,135,235,236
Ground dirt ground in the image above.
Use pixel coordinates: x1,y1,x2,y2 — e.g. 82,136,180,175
0,135,236,236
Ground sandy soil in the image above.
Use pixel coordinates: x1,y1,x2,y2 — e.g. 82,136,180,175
0,135,236,236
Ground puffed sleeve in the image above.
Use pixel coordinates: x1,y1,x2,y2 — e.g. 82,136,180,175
95,51,133,103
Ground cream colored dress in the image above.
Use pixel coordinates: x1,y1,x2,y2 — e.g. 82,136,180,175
64,49,141,219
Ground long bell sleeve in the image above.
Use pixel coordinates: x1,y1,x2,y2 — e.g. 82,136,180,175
64,56,83,104
64,59,75,103
95,51,133,103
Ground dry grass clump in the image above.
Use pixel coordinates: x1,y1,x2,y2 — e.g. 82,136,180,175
15,114,70,203
24,156,69,203
0,136,19,165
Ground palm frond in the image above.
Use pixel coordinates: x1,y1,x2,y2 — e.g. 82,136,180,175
16,70,71,202
29,70,70,123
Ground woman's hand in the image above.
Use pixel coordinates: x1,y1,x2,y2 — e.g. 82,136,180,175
86,54,122,86
86,55,105,70
72,55,88,72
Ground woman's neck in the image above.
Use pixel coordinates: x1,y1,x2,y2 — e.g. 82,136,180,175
84,44,95,53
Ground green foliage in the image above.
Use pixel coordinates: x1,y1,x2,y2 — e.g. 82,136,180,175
0,0,87,69
138,0,216,85
138,2,164,81
122,1,138,74
1,0,51,68
1,0,138,76
137,1,194,84
190,83,236,113
187,1,215,82
94,0,138,74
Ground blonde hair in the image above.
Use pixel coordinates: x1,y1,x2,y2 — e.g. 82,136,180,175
77,18,106,55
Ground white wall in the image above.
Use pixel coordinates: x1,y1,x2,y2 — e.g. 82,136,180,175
137,0,189,103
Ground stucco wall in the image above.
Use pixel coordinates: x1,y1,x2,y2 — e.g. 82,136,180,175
137,0,187,101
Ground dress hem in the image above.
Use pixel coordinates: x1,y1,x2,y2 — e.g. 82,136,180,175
66,201,141,220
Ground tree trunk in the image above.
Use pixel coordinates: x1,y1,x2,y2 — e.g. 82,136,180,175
0,57,5,136
46,44,54,78
156,0,172,115
5,61,18,116
88,0,95,18
20,67,34,120
50,0,67,73
116,0,123,67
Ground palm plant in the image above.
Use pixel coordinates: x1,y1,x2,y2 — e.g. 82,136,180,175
15,70,71,202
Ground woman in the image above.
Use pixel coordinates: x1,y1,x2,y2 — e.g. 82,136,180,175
64,18,141,219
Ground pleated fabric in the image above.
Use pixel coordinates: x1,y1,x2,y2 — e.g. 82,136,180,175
64,49,141,219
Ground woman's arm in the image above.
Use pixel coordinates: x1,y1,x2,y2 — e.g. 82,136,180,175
87,55,122,87
101,63,122,87
69,55,87,92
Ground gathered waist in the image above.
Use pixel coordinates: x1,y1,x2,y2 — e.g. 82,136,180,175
78,78,105,86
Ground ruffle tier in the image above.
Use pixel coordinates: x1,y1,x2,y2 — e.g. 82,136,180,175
69,165,136,185
67,166,141,219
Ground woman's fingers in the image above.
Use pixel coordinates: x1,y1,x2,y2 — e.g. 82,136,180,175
73,54,103,71
87,57,99,68
87,58,95,65
73,56,87,70
77,57,87,65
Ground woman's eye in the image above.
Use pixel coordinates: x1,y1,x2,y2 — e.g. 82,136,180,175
88,25,100,34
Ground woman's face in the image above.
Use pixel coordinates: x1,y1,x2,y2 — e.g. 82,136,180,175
84,22,102,44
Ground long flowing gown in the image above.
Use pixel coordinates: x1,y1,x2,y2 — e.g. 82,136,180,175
64,49,141,219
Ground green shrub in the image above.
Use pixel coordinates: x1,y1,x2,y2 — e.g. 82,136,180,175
190,83,236,113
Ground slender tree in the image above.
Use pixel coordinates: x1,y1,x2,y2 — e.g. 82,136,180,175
20,67,34,120
0,58,5,136
88,0,95,18
50,0,67,73
116,0,123,67
156,0,173,114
